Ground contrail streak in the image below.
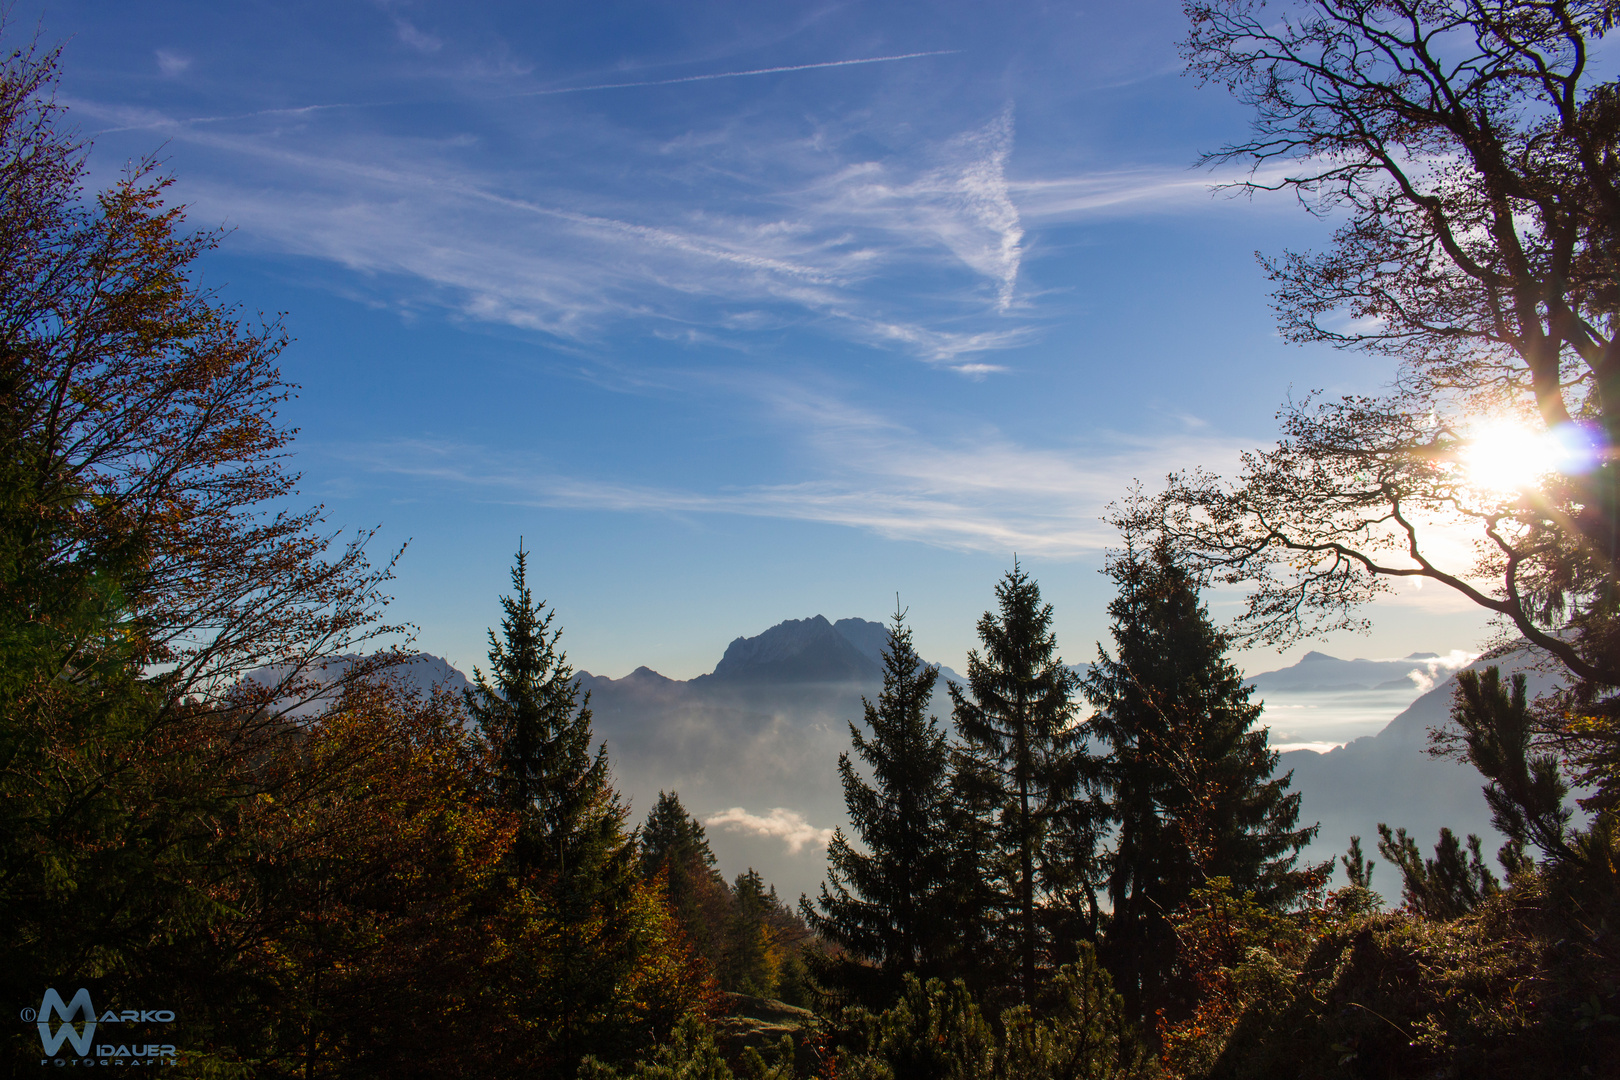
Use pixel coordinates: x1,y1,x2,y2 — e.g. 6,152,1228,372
87,50,960,135
87,101,391,134
517,49,959,97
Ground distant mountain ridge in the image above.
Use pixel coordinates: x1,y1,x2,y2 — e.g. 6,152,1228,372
1279,647,1575,879
244,652,473,715
258,622,1552,899
1245,650,1473,694
701,615,887,684
590,615,964,688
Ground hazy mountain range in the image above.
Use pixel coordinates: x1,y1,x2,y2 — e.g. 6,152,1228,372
293,616,1559,906
1247,650,1465,694
574,618,1530,903
1243,648,1482,752
1276,647,1573,889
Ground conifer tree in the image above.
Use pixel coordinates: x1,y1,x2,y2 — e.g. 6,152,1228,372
465,544,630,890
641,791,717,881
466,546,638,1068
949,563,1086,1005
640,790,731,974
1375,824,1501,920
727,869,778,997
1083,542,1318,1022
1443,667,1577,864
805,607,956,999
1341,836,1375,891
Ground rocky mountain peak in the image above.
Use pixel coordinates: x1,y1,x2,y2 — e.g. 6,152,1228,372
707,615,887,684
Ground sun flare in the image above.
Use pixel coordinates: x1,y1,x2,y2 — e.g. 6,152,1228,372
1459,421,1554,493
1456,419,1601,494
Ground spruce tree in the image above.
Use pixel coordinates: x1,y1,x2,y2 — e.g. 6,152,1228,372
949,563,1085,1005
465,544,629,890
466,546,637,1067
641,790,717,880
1083,542,1318,1022
804,607,956,999
728,868,780,997
640,790,732,974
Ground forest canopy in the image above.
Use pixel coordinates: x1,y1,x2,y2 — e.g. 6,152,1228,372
6,4,1619,1078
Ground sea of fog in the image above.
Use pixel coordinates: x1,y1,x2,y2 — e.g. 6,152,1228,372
1260,684,1432,753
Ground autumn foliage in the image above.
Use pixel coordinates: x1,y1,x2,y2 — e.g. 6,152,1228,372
0,37,717,1079
10,6,1620,1078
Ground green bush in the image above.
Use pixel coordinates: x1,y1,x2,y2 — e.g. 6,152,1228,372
840,975,996,1080
1001,949,1147,1080
579,1015,735,1080
1199,882,1617,1079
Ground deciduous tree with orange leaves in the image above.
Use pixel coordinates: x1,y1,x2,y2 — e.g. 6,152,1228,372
0,32,403,1069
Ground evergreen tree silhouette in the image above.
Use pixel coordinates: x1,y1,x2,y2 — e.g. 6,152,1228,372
465,544,628,889
1084,541,1318,1023
949,563,1085,1005
805,605,957,1001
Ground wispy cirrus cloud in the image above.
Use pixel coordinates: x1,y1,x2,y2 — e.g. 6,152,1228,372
1011,159,1304,219
69,68,1267,374
393,20,443,55
80,96,1034,367
154,49,191,77
326,382,1254,557
799,107,1024,312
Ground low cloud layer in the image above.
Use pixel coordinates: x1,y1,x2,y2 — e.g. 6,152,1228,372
705,807,835,855
1400,649,1480,693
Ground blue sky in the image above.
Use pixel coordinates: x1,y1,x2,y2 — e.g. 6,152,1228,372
39,0,1494,689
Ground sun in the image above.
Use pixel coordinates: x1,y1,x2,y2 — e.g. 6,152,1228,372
1456,419,1601,494
1458,421,1554,493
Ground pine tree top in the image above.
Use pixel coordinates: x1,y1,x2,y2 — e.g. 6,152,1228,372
950,562,1083,777
465,544,627,888
641,790,717,875
1083,543,1258,742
